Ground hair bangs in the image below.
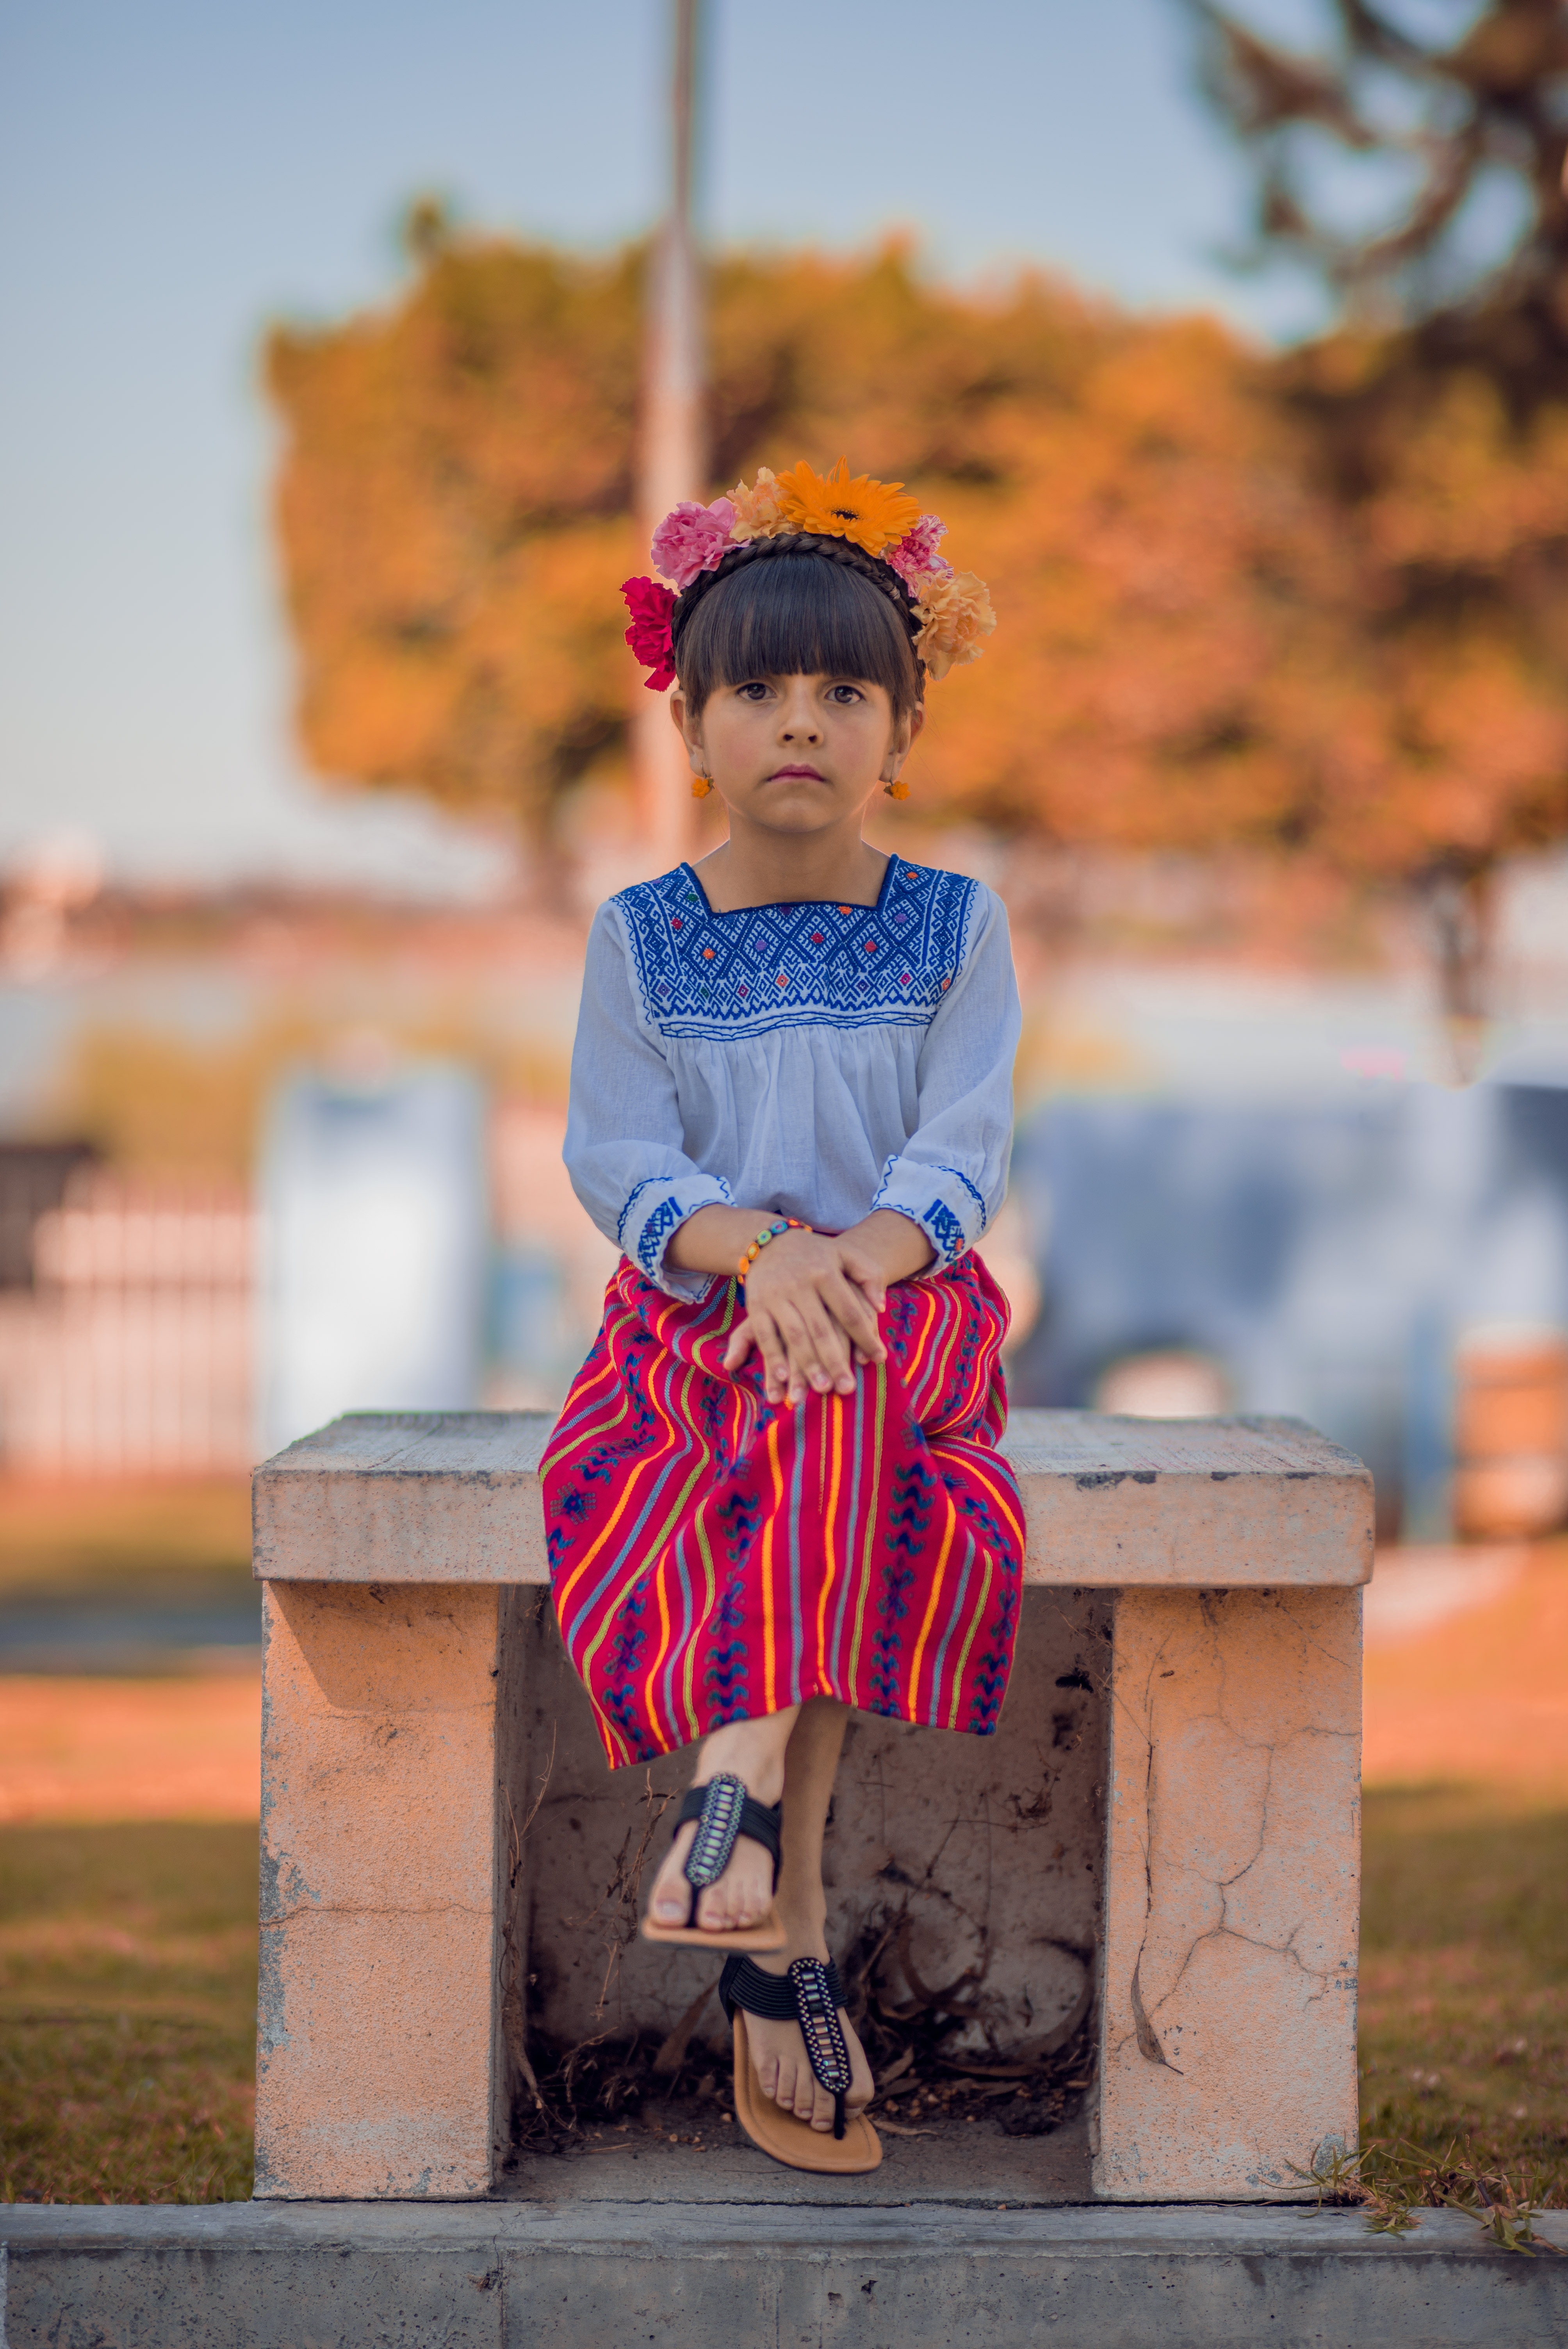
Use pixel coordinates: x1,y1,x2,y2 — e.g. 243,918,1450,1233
676,552,920,718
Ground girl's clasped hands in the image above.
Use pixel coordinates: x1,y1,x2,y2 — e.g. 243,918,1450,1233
668,1205,933,1409
726,1225,884,1406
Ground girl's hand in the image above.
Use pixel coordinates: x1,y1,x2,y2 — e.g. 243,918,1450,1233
723,1229,885,1406
666,1204,936,1409
721,1214,935,1407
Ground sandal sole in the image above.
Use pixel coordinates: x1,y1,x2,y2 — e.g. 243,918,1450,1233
731,2011,882,2174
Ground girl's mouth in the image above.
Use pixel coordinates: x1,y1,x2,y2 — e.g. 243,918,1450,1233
770,764,825,781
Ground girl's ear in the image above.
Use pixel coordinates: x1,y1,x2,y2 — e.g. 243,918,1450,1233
668,688,707,775
880,699,926,784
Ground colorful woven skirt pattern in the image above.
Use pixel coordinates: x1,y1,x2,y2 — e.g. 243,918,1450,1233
541,1254,1024,1766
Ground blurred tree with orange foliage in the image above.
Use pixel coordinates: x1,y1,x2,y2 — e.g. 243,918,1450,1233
267,214,1346,853
1187,0,1568,1028
268,165,1568,1025
267,209,643,841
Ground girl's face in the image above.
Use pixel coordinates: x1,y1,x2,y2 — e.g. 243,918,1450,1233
672,671,923,837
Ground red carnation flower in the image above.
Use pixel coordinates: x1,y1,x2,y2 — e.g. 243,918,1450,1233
622,575,677,692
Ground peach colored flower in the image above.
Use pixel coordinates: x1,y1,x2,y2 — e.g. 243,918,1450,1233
729,467,791,541
913,570,996,680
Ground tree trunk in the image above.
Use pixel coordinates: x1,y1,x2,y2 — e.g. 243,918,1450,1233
1420,862,1494,1084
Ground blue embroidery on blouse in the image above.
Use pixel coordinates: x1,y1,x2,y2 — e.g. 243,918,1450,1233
618,1172,731,1249
943,1165,989,1221
637,1194,688,1275
872,1160,989,1238
617,1174,668,1248
924,1199,968,1264
614,861,980,1039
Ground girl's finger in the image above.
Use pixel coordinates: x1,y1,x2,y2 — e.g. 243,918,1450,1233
774,1303,832,1398
749,1310,791,1403
788,1298,855,1394
821,1274,885,1358
840,1265,888,1317
722,1318,757,1369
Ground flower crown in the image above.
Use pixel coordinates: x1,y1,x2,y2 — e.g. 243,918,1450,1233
621,458,996,698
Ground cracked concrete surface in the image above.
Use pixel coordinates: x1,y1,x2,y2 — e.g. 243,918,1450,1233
1096,1586,1361,2201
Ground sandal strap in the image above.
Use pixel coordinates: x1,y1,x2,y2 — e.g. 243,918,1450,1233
675,1775,782,1888
720,1954,852,2102
787,1957,854,2107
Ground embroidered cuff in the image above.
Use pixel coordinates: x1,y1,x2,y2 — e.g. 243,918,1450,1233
871,1159,988,1269
617,1173,733,1300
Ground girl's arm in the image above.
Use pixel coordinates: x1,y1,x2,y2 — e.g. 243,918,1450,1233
563,905,735,1299
867,886,1020,1269
669,1207,928,1408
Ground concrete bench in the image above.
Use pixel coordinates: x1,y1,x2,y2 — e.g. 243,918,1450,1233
251,1409,1369,2206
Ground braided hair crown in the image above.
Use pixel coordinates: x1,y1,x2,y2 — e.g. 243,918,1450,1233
669,532,922,678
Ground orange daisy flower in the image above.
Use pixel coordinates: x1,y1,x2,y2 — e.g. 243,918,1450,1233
775,458,922,558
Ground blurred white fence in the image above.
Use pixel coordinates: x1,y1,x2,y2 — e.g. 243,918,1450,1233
0,1174,257,1476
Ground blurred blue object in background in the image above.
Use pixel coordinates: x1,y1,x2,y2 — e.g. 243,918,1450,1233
486,1241,590,1410
1009,1081,1568,1541
259,1059,488,1454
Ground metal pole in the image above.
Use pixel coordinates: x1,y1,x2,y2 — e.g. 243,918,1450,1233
633,0,704,873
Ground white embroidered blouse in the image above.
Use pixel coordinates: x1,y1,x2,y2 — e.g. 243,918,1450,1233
563,857,1021,1301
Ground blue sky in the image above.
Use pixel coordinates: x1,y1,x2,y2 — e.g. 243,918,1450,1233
0,0,1324,886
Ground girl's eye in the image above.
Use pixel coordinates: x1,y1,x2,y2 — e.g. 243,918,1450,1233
828,684,864,704
737,681,771,701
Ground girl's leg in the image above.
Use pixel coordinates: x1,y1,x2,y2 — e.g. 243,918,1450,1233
646,1705,800,1933
743,1697,875,2132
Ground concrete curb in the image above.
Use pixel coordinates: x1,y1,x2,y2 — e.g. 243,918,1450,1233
4,2198,1566,2347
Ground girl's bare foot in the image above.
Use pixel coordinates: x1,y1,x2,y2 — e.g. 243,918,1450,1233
645,1709,796,1934
744,1916,875,2133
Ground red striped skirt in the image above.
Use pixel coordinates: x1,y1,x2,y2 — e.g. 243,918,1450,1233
540,1254,1024,1767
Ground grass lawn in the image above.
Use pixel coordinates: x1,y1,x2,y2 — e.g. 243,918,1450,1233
0,1788,1563,2205
0,1823,257,2203
0,1481,253,1608
1357,1786,1568,2210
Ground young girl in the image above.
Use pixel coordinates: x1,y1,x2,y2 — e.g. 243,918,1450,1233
542,459,1024,2175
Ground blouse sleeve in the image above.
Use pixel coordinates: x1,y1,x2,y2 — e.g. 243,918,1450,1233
870,884,1020,1267
562,902,732,1301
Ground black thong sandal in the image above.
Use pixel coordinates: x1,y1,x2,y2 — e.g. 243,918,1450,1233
640,1772,787,1950
720,1953,882,2174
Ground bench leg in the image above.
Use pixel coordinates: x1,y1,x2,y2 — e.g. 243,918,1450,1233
255,1581,525,2198
1093,1586,1361,2200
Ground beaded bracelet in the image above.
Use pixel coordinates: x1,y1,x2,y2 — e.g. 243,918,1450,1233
737,1217,811,1283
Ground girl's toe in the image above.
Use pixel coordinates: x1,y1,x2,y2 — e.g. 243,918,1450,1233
649,1863,688,1922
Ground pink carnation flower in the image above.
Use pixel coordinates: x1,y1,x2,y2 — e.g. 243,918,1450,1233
622,575,677,692
887,513,953,591
650,496,738,590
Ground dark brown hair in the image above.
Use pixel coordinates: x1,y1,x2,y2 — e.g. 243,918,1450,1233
674,538,923,720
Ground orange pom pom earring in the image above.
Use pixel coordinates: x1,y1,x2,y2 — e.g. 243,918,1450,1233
691,768,713,798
